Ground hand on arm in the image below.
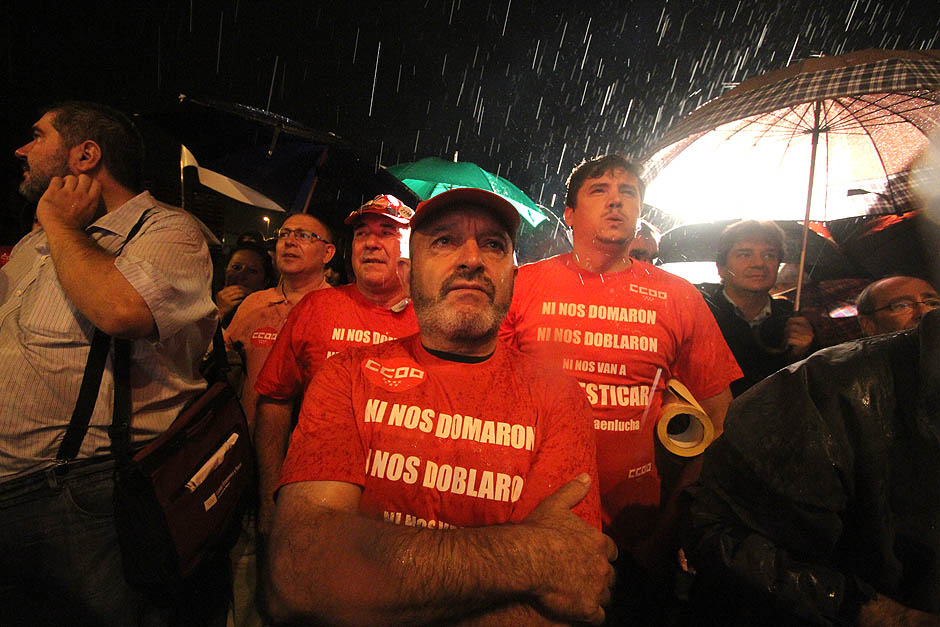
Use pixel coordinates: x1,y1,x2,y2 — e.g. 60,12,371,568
785,315,815,359
857,594,940,627
254,395,296,539
267,474,617,626
38,175,154,338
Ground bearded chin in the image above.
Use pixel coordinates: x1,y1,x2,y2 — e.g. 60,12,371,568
19,176,49,203
413,293,511,345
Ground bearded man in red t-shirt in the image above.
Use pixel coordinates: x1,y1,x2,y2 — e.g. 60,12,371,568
500,154,741,621
267,188,617,626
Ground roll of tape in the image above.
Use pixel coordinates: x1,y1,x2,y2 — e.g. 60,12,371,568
656,379,715,457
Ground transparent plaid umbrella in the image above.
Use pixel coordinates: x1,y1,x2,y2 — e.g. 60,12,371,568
643,49,940,306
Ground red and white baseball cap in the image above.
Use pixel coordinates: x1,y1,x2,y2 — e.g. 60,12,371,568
344,194,414,226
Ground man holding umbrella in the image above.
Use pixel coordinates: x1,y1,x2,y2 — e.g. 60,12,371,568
501,154,741,621
699,219,817,396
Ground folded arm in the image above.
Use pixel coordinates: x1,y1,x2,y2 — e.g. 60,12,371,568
267,475,616,626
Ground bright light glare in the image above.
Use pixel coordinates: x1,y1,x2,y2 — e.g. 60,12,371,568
645,113,915,224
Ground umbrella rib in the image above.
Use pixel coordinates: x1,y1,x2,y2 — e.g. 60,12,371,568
828,92,940,131
720,107,798,141
830,97,897,210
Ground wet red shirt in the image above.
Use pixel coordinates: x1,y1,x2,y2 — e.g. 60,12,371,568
255,283,418,401
500,253,740,546
279,335,601,529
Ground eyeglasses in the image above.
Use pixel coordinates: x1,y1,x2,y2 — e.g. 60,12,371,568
276,228,331,245
869,297,940,315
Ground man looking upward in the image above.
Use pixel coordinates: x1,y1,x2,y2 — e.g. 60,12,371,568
1,101,216,624
267,188,614,625
225,213,335,430
501,154,740,620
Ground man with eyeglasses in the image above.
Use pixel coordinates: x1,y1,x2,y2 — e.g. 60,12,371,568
223,212,337,625
225,213,336,430
856,275,940,336
253,194,418,541
684,307,940,625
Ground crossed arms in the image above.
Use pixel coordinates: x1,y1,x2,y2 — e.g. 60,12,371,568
267,476,617,626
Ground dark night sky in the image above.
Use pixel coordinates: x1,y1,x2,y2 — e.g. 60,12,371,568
3,0,938,244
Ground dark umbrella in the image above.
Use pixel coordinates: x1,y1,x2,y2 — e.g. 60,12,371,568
144,95,419,238
657,220,859,281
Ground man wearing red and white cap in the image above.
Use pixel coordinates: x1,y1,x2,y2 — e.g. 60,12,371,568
267,188,615,626
253,194,418,538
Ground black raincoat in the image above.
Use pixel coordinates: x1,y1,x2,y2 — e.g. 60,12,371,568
683,309,940,625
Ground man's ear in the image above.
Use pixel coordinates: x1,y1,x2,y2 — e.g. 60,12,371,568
716,262,728,283
563,205,575,228
397,258,411,298
322,243,336,265
858,315,877,337
69,140,102,174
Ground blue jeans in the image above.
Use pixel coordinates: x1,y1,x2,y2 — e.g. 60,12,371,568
0,458,168,627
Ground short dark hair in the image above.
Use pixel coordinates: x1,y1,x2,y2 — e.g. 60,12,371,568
716,220,786,266
565,154,645,209
44,101,144,192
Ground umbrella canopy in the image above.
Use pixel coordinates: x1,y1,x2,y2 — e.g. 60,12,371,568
144,95,419,241
643,49,940,307
657,220,859,281
643,49,940,224
387,157,548,229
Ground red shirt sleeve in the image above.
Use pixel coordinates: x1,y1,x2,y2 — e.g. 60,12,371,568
278,351,367,490
255,299,305,400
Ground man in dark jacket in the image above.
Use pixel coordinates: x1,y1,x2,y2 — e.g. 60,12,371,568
700,220,816,395
683,309,940,625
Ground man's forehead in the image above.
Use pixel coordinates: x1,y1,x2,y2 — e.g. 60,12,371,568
583,168,638,187
875,277,937,300
730,237,778,251
354,213,403,231
420,205,509,237
32,112,59,133
284,214,326,231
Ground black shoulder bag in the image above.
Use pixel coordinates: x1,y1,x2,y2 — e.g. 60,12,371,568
58,212,253,590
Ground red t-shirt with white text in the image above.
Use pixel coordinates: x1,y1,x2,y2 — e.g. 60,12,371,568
500,254,740,546
279,335,601,529
256,284,418,400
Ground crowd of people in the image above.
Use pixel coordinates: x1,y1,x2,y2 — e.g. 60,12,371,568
1,100,938,627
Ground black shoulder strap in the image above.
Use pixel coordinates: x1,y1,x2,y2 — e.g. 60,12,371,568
56,210,151,462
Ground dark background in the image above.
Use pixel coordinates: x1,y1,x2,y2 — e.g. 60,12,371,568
3,0,938,245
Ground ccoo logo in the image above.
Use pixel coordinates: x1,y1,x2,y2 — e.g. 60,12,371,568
251,327,279,347
362,357,426,392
